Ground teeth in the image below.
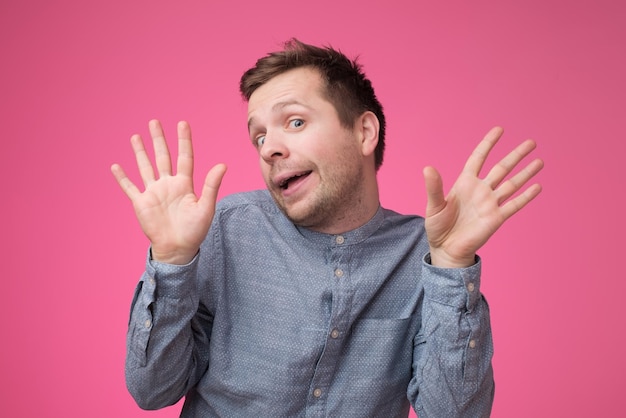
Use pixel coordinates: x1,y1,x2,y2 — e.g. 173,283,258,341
280,172,309,189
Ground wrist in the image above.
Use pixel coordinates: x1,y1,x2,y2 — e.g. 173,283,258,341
150,246,198,265
428,248,476,268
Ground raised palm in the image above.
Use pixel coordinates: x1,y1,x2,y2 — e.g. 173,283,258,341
423,127,543,268
111,120,227,264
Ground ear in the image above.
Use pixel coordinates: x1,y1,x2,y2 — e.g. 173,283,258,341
356,111,380,157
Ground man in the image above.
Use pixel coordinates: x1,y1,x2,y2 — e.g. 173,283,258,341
111,39,543,417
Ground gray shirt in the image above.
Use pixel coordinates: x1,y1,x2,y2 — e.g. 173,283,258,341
125,190,494,417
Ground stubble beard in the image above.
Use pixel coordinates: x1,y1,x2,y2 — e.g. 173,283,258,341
270,160,365,232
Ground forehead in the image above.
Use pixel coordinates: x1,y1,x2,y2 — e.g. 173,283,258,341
247,67,327,118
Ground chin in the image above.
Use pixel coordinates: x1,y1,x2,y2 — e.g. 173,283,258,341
269,188,329,228
281,201,319,227
283,205,313,226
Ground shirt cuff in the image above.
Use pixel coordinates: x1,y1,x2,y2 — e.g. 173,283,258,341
421,253,482,312
145,248,200,298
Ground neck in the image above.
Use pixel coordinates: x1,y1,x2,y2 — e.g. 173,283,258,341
307,175,380,235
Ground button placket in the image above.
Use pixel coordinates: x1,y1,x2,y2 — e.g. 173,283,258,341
306,235,350,410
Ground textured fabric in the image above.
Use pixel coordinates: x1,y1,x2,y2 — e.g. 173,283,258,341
125,190,494,417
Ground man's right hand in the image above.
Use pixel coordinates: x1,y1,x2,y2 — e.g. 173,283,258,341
111,119,227,265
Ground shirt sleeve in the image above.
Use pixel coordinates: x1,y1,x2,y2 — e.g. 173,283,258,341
408,254,495,417
125,249,212,410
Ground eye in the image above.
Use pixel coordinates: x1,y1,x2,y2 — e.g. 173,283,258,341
256,135,266,147
288,119,304,129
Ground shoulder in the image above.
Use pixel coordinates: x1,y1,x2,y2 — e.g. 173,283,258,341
216,190,279,214
375,207,427,247
206,190,296,252
380,207,425,229
213,190,287,228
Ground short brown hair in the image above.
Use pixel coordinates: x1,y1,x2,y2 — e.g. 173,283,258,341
240,38,386,170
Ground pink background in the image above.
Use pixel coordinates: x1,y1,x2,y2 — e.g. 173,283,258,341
1,0,624,416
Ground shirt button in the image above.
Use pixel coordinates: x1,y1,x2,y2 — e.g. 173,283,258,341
334,268,344,278
469,339,476,349
335,235,345,244
467,282,475,292
149,277,156,286
313,388,322,398
330,329,340,339
144,319,152,328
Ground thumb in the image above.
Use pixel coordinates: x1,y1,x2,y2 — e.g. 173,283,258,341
198,163,227,210
423,166,446,217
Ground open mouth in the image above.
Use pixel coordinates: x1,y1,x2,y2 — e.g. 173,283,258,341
279,171,312,190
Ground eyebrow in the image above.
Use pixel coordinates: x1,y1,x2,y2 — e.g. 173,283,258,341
247,100,312,132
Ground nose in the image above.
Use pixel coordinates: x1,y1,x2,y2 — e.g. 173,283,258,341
259,131,289,163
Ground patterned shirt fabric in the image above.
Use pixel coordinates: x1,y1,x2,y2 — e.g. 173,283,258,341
125,190,494,417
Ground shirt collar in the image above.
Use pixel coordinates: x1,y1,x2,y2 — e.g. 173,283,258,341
294,205,385,247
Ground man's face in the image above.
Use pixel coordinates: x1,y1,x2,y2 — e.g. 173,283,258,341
247,67,367,232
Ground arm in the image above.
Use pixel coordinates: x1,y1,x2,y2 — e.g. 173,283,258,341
125,253,210,409
410,127,543,415
409,257,494,417
111,120,226,408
